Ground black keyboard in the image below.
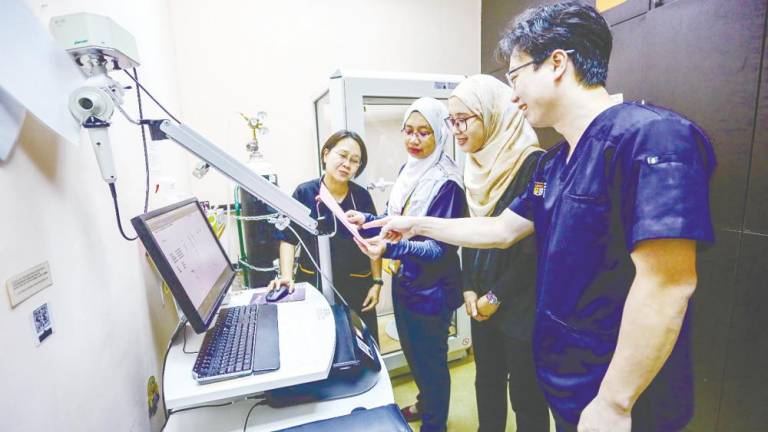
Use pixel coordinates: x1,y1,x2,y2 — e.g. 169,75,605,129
192,303,279,384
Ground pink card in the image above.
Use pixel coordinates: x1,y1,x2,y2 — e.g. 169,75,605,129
318,184,372,247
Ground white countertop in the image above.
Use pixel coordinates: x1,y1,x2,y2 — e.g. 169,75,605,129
164,284,337,410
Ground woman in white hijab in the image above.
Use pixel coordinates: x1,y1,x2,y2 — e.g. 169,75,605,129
349,97,465,432
447,74,550,431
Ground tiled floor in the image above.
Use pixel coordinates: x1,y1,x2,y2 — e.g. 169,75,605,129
377,313,402,355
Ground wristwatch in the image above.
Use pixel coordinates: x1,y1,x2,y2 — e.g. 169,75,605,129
484,291,500,305
372,278,384,286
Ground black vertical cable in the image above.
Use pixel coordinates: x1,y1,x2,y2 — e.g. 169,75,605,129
108,183,137,241
123,70,182,124
131,67,151,213
106,68,185,241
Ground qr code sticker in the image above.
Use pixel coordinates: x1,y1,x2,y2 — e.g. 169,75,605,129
31,303,53,345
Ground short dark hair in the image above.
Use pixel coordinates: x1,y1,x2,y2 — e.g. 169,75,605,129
496,1,612,87
320,129,368,177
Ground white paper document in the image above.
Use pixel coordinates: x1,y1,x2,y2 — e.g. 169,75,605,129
0,88,26,160
0,0,85,156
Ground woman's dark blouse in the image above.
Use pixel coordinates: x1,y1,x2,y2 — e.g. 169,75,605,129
462,151,542,341
275,178,377,283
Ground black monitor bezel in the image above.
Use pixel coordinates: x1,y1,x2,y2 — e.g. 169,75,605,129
131,198,235,334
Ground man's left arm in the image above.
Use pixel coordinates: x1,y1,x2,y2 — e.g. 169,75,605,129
578,238,698,431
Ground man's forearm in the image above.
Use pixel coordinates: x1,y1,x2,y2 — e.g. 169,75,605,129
597,273,696,412
415,211,532,249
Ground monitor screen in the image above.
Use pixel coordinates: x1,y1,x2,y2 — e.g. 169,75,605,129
132,198,235,333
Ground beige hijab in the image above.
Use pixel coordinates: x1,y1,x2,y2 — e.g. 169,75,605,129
452,75,542,217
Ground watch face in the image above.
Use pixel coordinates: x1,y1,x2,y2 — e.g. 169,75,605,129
486,293,499,305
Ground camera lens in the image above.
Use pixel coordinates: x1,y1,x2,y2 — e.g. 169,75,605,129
78,97,94,110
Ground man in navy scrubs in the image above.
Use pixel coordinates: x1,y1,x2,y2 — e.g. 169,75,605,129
364,2,716,431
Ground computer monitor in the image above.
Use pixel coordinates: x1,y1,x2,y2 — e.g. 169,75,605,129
131,198,235,334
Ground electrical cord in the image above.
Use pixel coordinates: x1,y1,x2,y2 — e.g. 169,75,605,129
243,399,268,432
129,68,150,214
181,321,198,354
108,183,138,241
122,70,182,124
101,69,153,241
159,400,236,432
160,319,187,431
285,224,350,309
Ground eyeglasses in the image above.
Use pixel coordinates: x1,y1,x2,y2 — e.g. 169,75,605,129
444,115,478,133
332,150,361,166
505,49,575,89
403,129,433,141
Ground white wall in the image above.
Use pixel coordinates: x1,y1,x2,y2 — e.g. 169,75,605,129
167,0,481,201
0,1,479,431
0,1,189,431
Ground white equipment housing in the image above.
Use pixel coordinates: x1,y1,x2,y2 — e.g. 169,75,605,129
50,13,140,74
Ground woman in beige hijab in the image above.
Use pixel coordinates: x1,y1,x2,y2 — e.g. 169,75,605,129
446,74,550,431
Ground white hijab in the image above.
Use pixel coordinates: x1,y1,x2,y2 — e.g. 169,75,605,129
387,97,452,216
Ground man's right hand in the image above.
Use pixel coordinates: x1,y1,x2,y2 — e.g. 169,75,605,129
267,277,295,293
363,216,420,242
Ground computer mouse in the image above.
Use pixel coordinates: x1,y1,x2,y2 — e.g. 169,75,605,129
266,283,290,302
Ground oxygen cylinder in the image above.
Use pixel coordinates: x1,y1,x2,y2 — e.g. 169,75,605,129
235,112,280,288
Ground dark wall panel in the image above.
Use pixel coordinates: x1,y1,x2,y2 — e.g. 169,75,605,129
716,233,768,430
480,0,516,74
744,16,768,235
480,0,559,74
641,0,766,231
481,0,565,149
685,231,742,431
605,12,647,100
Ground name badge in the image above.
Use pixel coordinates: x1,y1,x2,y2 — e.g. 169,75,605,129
533,181,547,197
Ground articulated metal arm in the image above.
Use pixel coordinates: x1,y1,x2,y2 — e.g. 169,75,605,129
151,120,318,235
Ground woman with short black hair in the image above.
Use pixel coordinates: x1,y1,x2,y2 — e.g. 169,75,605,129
271,130,381,342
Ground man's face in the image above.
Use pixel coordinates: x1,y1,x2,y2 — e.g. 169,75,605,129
507,50,558,128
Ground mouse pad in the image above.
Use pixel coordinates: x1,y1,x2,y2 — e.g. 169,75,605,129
249,286,306,304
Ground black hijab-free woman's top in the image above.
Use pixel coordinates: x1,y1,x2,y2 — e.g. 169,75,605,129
275,178,377,283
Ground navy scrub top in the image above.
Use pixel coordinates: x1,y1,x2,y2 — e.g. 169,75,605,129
365,180,466,316
508,102,716,429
